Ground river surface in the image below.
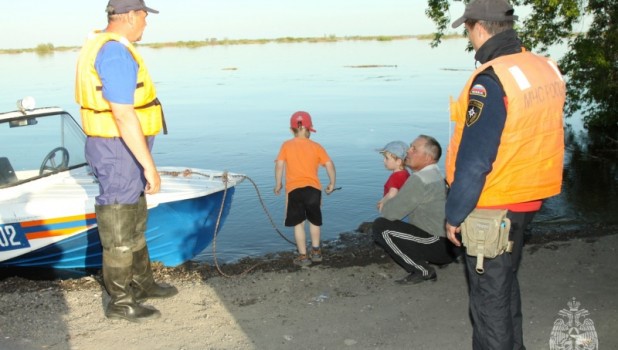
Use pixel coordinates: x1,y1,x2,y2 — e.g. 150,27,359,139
1,38,615,263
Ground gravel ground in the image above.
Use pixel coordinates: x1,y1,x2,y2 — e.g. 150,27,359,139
1,223,616,350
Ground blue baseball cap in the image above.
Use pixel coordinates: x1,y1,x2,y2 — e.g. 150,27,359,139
377,141,408,160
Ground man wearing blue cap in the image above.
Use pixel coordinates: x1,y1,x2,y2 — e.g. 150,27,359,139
75,0,177,322
445,0,566,348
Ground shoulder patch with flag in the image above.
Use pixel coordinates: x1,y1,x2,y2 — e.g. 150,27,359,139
470,84,487,98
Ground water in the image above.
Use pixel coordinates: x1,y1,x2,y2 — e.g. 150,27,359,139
1,39,615,264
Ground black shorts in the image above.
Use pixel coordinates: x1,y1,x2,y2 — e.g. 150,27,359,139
285,186,322,227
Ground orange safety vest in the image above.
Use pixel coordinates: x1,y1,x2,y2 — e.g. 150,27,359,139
446,51,566,206
75,31,164,137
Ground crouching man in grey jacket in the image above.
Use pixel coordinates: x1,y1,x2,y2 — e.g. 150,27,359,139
373,135,457,285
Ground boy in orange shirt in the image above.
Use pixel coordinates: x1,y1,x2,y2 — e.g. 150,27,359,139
274,111,336,266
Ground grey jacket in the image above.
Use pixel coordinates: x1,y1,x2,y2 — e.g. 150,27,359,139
381,164,447,237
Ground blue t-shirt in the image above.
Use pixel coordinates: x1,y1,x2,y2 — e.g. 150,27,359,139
88,40,149,205
94,41,138,104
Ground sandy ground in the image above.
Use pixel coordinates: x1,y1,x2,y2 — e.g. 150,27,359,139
1,231,616,350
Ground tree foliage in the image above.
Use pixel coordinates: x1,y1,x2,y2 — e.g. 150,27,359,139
426,0,618,132
560,0,617,130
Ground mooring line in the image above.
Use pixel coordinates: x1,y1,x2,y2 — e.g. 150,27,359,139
210,172,256,277
240,176,296,246
160,169,295,277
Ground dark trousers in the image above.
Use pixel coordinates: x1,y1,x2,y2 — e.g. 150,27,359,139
372,217,454,276
465,211,535,350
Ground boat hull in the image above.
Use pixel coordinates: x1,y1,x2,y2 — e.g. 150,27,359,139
1,105,244,271
0,187,236,269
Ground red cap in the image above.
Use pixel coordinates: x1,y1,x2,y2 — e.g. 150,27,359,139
290,111,316,132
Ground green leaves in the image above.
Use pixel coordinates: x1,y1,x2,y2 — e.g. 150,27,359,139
425,0,617,132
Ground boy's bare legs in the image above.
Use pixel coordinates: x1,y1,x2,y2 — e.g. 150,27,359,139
294,221,307,255
308,222,322,262
309,222,321,249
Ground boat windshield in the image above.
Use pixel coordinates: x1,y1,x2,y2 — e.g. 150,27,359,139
0,111,87,188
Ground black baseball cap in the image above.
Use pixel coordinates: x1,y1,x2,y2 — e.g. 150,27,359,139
452,0,517,28
106,0,159,14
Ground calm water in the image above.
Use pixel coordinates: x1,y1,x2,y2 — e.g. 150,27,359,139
1,39,615,263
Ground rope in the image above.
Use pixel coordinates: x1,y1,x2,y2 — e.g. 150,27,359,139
209,172,260,278
158,169,295,278
242,176,296,246
159,168,218,178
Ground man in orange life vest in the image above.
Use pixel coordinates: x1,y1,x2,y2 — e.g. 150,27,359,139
445,0,566,349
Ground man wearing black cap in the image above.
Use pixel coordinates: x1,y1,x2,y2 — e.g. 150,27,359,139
75,0,177,323
444,0,566,349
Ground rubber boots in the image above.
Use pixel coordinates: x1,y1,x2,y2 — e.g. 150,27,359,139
131,195,178,302
102,248,161,322
96,203,161,322
132,246,178,302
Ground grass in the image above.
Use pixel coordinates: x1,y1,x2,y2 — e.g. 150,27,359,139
0,33,465,55
34,43,55,55
143,35,408,50
2,44,77,55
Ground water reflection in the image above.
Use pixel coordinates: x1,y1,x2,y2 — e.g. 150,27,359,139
535,125,618,229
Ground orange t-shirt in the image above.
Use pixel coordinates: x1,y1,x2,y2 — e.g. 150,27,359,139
276,137,331,193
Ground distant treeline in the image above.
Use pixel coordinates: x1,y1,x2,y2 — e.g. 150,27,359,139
0,34,464,55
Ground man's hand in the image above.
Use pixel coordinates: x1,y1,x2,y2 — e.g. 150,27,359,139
144,167,161,194
274,183,282,196
446,223,462,247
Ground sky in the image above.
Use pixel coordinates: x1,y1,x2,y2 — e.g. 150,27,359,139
0,0,467,50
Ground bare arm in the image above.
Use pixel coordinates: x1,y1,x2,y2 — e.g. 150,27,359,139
110,102,160,194
274,160,285,195
324,161,336,194
377,187,399,212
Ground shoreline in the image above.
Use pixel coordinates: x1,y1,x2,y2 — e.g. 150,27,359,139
0,228,616,349
0,34,466,55
1,221,616,284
